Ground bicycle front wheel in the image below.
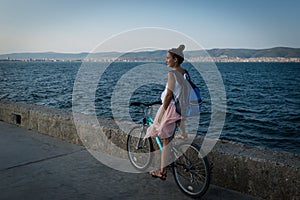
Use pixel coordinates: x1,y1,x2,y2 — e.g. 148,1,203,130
172,142,210,198
127,126,153,171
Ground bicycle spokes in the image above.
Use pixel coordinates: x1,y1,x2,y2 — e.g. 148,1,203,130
172,143,210,198
127,126,153,171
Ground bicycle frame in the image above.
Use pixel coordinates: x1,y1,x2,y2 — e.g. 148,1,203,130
128,102,211,198
145,105,179,152
132,102,178,152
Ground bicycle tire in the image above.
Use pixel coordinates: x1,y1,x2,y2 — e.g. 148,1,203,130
172,142,210,198
127,126,153,171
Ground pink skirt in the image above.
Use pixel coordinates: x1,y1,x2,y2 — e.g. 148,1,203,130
145,103,181,139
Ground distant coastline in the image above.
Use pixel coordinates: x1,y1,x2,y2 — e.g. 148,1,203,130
1,47,300,62
1,57,299,63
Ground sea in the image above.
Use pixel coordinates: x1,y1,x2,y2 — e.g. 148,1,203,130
0,61,299,154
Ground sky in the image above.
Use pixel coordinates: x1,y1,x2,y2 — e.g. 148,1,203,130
0,0,299,54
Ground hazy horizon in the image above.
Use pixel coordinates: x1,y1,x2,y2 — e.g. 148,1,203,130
1,46,300,55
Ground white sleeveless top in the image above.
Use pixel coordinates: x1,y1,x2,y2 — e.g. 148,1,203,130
160,71,188,104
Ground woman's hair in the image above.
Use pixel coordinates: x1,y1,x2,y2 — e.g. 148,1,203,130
168,44,185,64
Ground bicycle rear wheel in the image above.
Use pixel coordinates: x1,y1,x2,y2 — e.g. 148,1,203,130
172,142,210,198
127,126,153,171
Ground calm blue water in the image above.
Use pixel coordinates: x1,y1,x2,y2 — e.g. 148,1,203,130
0,61,299,154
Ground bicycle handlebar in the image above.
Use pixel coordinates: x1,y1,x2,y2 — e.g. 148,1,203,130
130,100,162,107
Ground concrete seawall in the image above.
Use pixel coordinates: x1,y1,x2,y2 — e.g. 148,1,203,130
0,99,299,199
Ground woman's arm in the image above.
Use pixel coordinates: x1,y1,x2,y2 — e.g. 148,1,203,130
163,72,175,110
157,72,175,123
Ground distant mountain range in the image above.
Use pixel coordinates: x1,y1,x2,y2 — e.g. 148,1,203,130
204,47,300,58
1,47,300,61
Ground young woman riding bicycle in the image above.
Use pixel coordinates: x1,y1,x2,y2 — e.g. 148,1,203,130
144,44,189,180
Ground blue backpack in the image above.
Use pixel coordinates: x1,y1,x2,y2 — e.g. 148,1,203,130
173,70,202,117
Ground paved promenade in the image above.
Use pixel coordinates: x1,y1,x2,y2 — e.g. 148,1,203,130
0,121,259,200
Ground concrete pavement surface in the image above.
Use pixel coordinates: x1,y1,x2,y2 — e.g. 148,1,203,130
0,121,260,200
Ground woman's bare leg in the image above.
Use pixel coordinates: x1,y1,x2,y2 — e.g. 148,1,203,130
149,137,171,178
161,137,172,174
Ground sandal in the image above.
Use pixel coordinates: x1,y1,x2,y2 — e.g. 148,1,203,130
149,170,167,181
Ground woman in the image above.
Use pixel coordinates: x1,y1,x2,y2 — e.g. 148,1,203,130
145,44,188,180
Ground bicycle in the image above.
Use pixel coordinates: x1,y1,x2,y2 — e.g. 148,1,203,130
127,101,210,199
